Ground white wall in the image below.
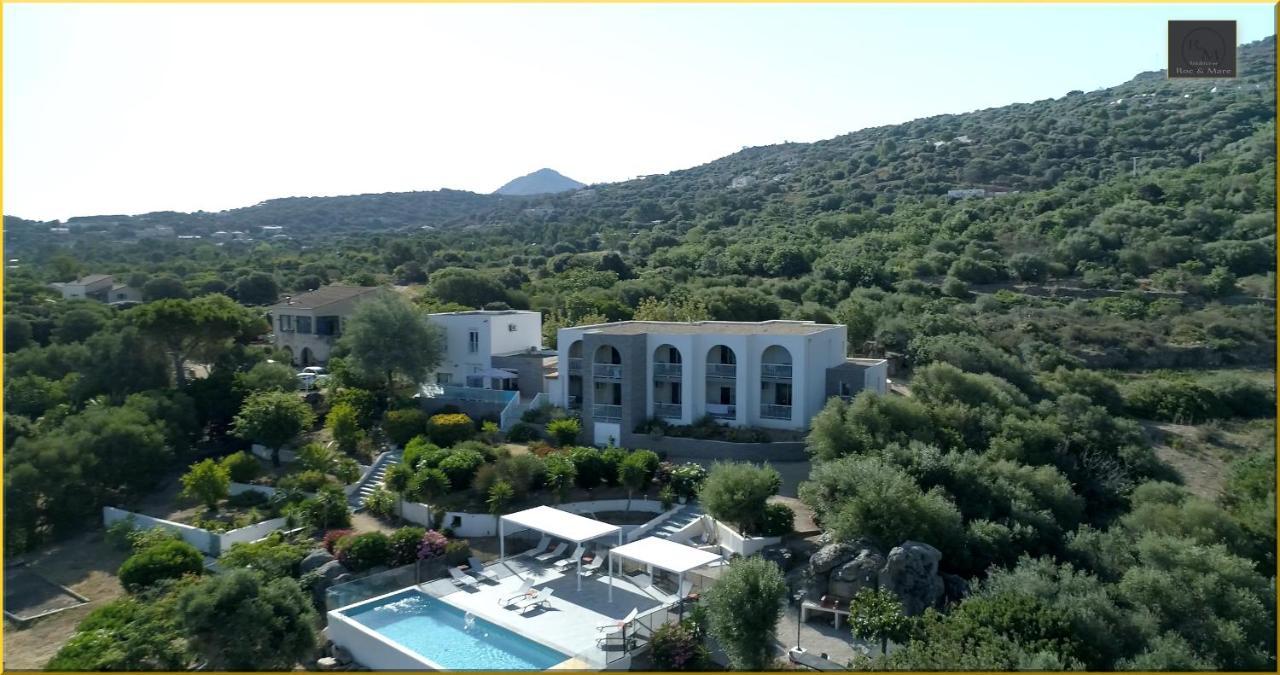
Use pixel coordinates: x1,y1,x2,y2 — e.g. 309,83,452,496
221,517,289,548
326,610,436,670
104,506,218,555
488,311,542,356
713,519,782,557
593,422,621,447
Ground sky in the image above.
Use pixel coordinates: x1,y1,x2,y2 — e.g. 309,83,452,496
3,3,1275,222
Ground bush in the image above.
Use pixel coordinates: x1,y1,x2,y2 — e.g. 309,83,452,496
650,620,710,670
497,454,546,497
426,413,475,447
437,449,487,489
362,487,397,518
759,502,795,537
389,527,426,566
600,447,627,486
288,486,351,531
507,422,540,443
402,436,446,471
220,534,309,579
383,408,430,447
226,489,270,509
118,539,204,593
569,446,607,489
546,417,581,446
670,462,708,500
322,528,353,554
181,458,230,510
277,469,332,493
221,451,262,483
445,539,472,566
417,529,449,560
409,466,452,502
326,402,363,452
334,531,391,572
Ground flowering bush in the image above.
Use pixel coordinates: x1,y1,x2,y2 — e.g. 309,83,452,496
670,463,709,500
322,529,354,554
334,531,390,572
389,527,426,566
426,413,475,448
417,529,448,560
649,621,709,670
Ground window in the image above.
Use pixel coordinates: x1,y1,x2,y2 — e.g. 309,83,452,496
720,387,732,404
437,373,452,385
278,314,294,332
839,381,852,397
776,383,792,406
508,323,518,332
296,316,312,334
671,385,682,404
468,330,480,353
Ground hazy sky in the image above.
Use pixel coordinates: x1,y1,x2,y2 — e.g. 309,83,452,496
4,3,1274,221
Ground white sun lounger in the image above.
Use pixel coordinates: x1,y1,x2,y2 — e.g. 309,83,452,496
578,556,605,577
449,567,479,588
513,588,554,614
499,577,535,607
467,556,500,583
521,535,551,558
534,542,567,563
553,545,585,571
596,607,638,633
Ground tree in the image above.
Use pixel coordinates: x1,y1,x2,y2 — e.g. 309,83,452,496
233,272,279,305
47,598,190,671
704,556,787,670
848,587,910,655
487,479,514,532
220,535,309,579
52,307,106,344
4,315,33,352
429,266,509,307
231,390,315,467
543,454,577,504
618,452,653,511
698,462,781,535
142,275,190,301
176,569,317,670
326,402,362,452
131,295,266,387
118,539,204,593
409,467,451,503
235,361,298,393
546,417,581,446
338,292,443,398
180,459,230,510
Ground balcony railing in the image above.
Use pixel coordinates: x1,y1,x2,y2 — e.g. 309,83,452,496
593,363,623,379
706,404,736,420
760,362,793,379
653,362,682,379
760,404,793,420
593,404,623,421
654,403,682,420
568,357,583,373
706,363,737,379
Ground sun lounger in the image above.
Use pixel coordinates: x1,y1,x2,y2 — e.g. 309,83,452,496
553,545,585,571
513,588,554,614
499,577,535,607
596,607,638,633
467,556,500,583
521,534,551,558
449,567,479,588
534,541,567,563
578,555,605,577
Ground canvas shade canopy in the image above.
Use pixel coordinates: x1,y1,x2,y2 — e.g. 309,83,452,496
476,368,519,379
606,536,722,602
499,505,623,591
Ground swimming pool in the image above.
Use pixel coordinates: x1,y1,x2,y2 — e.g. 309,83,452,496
336,590,569,670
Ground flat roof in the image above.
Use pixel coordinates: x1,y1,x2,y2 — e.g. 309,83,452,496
610,537,721,575
574,320,839,336
428,309,539,317
501,505,621,543
269,285,380,311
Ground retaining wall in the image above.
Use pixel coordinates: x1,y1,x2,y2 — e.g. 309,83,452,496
399,499,669,539
103,506,288,557
621,434,808,462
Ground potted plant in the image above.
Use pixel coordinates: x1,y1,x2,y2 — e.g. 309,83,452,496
659,485,676,511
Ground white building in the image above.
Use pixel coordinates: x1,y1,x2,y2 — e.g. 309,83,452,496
426,310,549,393
49,274,115,301
552,320,887,446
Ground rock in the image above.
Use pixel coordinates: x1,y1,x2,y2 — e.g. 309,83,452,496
809,543,858,575
316,560,349,582
828,548,885,599
317,657,341,671
878,541,945,616
301,550,336,574
333,646,353,665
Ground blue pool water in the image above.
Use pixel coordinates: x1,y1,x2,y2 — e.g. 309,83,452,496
342,590,569,670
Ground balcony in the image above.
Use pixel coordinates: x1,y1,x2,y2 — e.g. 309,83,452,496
568,357,583,373
593,404,622,421
706,363,737,379
760,362,793,379
760,404,793,420
706,404,736,420
593,363,623,379
653,362,682,379
654,403,682,420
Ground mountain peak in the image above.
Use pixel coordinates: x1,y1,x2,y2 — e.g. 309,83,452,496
494,168,585,196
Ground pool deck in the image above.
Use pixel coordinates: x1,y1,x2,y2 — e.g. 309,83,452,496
420,556,669,668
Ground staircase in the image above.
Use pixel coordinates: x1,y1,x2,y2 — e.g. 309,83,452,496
654,504,705,539
349,451,402,511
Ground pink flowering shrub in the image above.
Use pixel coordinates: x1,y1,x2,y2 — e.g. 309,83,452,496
417,529,448,560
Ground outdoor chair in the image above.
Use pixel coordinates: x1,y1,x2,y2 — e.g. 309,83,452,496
534,541,568,563
513,588,554,615
596,607,638,632
467,556,501,583
449,567,479,589
499,577,535,607
552,545,585,571
521,534,552,558
578,555,605,577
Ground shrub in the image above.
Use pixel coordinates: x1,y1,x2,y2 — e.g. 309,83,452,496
600,447,627,486
326,402,363,452
181,458,230,510
650,620,710,670
226,489,270,509
322,528,353,554
529,441,558,457
437,449,486,489
220,534,309,579
569,446,607,489
445,539,472,566
297,442,336,474
383,408,429,447
221,451,262,483
389,527,427,566
507,422,540,443
426,413,475,447
670,462,708,500
118,539,204,593
472,463,499,496
402,436,445,471
333,457,361,485
417,529,449,560
278,469,332,493
479,420,501,443
288,486,351,531
759,502,795,537
497,454,546,497
106,516,141,551
544,454,577,503
334,531,391,572
546,417,581,446
331,388,377,428
659,485,676,511
175,569,316,670
409,467,452,502
362,487,397,518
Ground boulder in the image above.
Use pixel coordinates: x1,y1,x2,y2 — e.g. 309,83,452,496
301,550,336,575
878,541,944,615
316,560,349,582
828,547,885,599
317,657,341,671
809,543,858,575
